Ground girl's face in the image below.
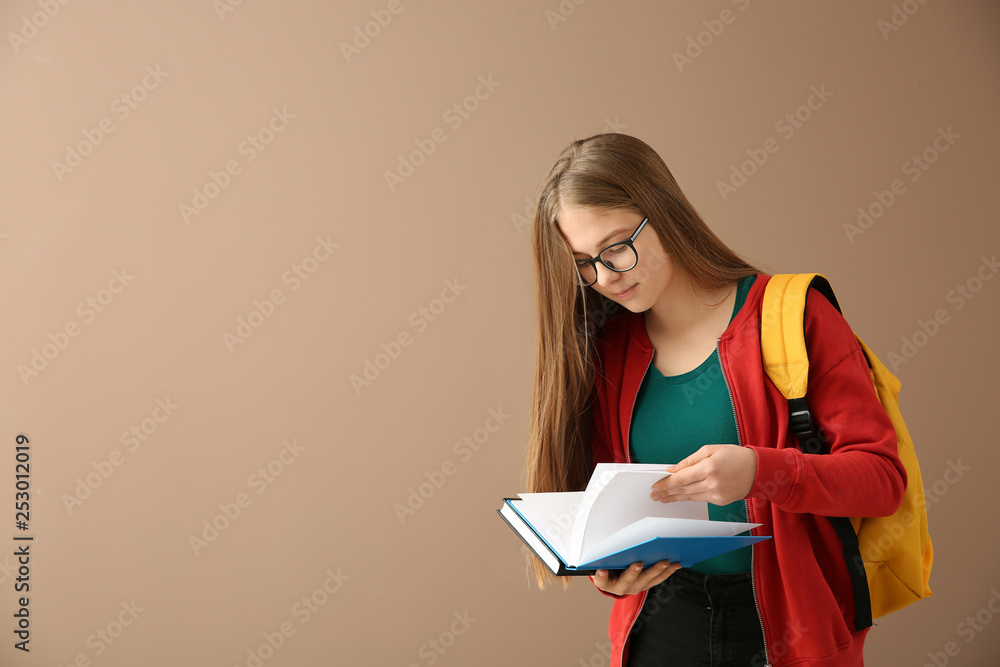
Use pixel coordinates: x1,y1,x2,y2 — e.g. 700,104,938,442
556,205,675,313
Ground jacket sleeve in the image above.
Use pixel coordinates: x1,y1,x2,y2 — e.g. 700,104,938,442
748,287,907,517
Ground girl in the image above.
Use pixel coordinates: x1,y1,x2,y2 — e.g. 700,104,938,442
523,133,906,666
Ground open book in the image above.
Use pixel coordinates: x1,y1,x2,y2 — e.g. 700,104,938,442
498,463,770,576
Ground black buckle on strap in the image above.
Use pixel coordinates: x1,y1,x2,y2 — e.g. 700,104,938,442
788,397,813,438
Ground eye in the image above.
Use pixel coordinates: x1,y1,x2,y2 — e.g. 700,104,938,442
604,243,629,255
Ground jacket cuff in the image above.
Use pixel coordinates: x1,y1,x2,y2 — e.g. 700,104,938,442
589,575,627,599
748,446,798,505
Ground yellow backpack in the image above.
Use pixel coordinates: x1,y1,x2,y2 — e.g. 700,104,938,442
760,273,933,627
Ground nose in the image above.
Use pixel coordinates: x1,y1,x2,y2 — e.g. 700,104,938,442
593,262,623,288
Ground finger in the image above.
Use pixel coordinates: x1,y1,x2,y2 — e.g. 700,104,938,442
656,562,683,586
655,480,716,503
662,492,703,503
619,562,644,585
667,463,708,489
643,561,681,589
591,569,621,594
631,563,678,595
654,491,695,503
650,471,673,489
596,563,639,596
652,466,702,493
653,470,708,500
671,445,716,472
635,560,675,589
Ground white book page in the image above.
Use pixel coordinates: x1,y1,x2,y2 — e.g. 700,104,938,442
577,468,710,562
583,463,672,494
501,502,562,573
570,464,679,561
514,491,585,562
580,517,761,564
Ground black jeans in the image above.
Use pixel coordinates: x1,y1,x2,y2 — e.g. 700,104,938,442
626,568,767,667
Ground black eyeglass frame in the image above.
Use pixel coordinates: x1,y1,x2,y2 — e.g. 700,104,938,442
574,217,649,287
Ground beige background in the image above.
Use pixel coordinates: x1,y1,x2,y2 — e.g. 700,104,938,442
1,0,998,665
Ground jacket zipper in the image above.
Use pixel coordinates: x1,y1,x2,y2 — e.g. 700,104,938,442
717,338,771,667
617,349,654,667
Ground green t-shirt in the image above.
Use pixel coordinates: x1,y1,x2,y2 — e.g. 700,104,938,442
630,275,756,574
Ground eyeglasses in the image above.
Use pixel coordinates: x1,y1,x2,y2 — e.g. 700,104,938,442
574,217,648,287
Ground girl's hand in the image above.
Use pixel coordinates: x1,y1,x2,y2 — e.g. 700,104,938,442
592,560,681,596
650,444,757,506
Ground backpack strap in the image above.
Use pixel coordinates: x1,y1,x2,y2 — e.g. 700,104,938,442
760,273,873,631
761,273,841,454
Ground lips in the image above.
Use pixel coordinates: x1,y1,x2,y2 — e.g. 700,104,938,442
613,285,636,298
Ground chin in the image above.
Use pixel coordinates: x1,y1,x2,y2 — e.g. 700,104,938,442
597,287,639,312
607,293,648,313
620,300,650,314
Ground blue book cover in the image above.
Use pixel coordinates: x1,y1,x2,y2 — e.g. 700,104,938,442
498,465,772,576
500,497,769,575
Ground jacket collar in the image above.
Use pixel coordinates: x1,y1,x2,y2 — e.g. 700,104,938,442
624,274,768,349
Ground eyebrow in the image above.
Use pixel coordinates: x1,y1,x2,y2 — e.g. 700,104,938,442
570,226,633,257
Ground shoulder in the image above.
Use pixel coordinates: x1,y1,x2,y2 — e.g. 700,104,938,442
753,273,866,376
802,282,865,372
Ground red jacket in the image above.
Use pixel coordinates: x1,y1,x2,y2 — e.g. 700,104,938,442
589,274,906,667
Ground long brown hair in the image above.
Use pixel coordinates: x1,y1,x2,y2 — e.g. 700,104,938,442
522,133,762,588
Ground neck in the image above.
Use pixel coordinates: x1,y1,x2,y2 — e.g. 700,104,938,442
644,271,735,340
